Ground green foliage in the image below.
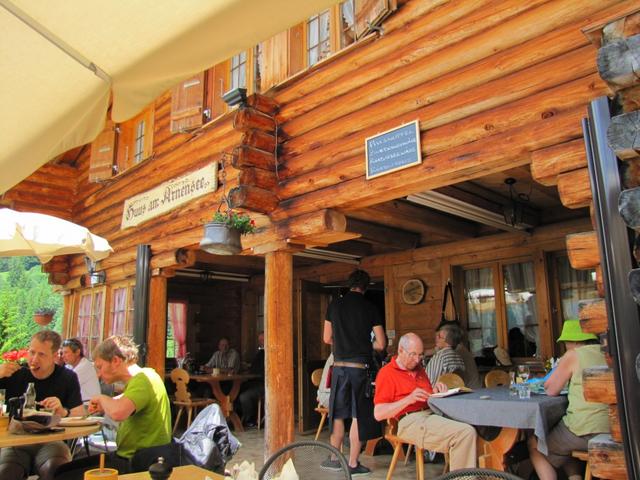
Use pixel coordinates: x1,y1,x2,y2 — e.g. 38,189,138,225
211,210,256,235
0,257,63,353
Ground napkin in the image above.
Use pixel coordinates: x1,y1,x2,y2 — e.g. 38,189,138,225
273,459,298,480
225,460,258,480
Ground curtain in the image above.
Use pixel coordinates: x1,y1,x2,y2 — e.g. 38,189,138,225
78,294,92,354
464,267,496,355
557,256,598,320
89,291,104,359
169,301,188,358
110,287,127,335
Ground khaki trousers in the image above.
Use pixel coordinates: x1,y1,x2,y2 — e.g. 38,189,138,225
398,410,477,470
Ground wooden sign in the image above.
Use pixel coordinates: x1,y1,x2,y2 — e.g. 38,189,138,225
365,120,422,179
121,163,217,229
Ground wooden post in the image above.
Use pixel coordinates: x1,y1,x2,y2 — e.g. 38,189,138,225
264,251,294,460
147,275,167,373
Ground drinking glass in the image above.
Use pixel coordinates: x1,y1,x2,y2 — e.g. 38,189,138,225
516,365,530,384
508,371,518,396
517,383,531,399
0,389,5,414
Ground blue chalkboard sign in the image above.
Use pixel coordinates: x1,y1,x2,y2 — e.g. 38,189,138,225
365,120,422,179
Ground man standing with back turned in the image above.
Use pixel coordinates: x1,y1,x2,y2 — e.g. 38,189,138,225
323,269,386,476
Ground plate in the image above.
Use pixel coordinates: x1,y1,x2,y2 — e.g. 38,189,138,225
59,416,101,427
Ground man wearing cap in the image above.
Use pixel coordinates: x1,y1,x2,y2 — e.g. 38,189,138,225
61,338,101,403
528,319,609,480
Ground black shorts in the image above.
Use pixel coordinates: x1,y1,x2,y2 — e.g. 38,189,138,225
328,366,381,441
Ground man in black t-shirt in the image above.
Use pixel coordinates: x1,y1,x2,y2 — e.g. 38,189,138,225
0,330,84,480
323,270,386,477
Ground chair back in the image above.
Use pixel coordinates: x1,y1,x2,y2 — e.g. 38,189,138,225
311,368,323,387
484,369,511,388
436,372,465,389
433,467,524,479
259,440,350,480
170,368,192,402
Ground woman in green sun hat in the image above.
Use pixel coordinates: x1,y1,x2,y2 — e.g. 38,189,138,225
528,319,609,480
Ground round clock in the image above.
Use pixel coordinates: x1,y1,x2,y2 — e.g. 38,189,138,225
401,278,426,305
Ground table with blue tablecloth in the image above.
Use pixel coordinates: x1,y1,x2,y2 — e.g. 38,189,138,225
428,387,568,471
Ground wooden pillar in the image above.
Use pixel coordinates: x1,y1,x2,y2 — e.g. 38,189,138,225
147,275,167,373
264,251,294,460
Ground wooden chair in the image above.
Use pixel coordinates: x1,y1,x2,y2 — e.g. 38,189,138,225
572,450,592,480
436,372,465,389
311,368,329,441
385,417,425,480
169,368,215,434
484,369,511,388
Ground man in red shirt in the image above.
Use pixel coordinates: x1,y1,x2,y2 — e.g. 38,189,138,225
374,333,477,470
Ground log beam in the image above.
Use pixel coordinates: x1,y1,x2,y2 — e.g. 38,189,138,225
241,129,277,153
566,231,600,269
246,93,279,116
264,251,294,460
530,139,587,186
345,218,419,250
228,185,279,214
609,405,622,443
583,366,617,404
589,434,628,480
234,107,276,133
579,300,608,334
607,110,640,160
150,248,196,270
597,34,640,90
238,167,278,192
232,145,280,171
557,168,592,209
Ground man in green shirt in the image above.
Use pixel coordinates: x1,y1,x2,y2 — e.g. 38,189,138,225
88,335,171,461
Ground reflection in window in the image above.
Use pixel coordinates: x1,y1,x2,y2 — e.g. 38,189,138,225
340,0,356,48
307,10,331,66
464,267,496,356
557,255,598,320
504,262,538,358
231,52,247,89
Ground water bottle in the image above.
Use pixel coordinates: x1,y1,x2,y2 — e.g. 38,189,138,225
23,382,36,411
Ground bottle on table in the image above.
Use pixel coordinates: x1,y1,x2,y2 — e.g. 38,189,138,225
23,382,36,412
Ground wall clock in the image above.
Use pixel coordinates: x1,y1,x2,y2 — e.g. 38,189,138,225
401,278,426,305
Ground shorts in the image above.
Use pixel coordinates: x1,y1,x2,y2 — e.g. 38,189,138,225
328,366,381,441
545,420,596,468
0,441,71,475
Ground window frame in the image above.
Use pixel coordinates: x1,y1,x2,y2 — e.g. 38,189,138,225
115,104,154,174
70,286,107,360
107,279,136,337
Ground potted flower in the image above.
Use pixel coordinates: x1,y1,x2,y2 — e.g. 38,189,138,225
33,308,56,326
200,210,256,255
1,348,29,364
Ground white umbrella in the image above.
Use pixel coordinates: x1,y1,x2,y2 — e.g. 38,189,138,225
0,0,339,194
0,208,112,263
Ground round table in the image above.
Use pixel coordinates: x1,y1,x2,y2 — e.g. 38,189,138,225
0,422,101,448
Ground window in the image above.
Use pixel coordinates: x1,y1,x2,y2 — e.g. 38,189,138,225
73,287,105,360
133,119,145,164
462,259,539,359
115,105,154,174
230,52,247,89
109,280,135,336
307,10,331,67
339,0,356,48
555,255,598,320
167,301,188,358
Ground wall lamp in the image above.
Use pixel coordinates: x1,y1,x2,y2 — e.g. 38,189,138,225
84,256,106,286
222,87,247,108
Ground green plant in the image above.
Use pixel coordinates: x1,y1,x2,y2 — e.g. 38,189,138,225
35,307,56,316
211,210,256,235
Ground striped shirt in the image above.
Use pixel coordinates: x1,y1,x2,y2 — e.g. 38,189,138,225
205,348,240,373
426,347,465,383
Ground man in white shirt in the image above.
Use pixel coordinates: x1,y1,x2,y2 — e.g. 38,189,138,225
62,338,101,403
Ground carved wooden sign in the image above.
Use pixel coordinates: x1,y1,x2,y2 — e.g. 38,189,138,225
365,120,422,179
121,163,217,229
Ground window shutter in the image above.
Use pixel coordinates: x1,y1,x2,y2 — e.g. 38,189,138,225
208,60,229,118
288,23,305,76
170,73,205,133
354,0,397,39
89,121,115,182
260,30,289,91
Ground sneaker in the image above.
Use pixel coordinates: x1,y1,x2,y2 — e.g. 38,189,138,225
320,458,341,471
349,463,371,477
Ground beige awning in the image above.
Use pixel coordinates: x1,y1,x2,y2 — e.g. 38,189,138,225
0,0,339,194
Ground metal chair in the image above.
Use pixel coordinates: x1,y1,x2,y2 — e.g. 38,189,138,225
310,368,329,441
433,468,525,479
170,367,215,434
259,440,350,480
484,369,511,388
436,373,465,389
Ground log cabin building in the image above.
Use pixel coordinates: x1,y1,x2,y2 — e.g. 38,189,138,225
2,0,640,477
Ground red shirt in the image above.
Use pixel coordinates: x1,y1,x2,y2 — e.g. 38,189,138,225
374,356,433,418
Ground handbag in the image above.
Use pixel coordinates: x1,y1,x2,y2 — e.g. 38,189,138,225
438,280,461,330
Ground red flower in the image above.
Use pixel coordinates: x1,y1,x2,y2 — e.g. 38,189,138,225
1,348,29,363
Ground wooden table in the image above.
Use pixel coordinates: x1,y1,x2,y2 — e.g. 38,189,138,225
0,423,101,448
119,465,224,479
429,387,568,471
190,373,260,431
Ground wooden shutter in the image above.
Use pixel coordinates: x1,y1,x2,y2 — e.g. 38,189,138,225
354,0,397,39
89,121,115,182
170,73,205,133
260,30,289,91
288,23,305,76
208,60,229,118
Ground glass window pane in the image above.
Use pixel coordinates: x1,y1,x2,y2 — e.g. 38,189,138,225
464,267,496,356
504,262,538,358
308,16,319,48
340,0,355,48
556,255,598,320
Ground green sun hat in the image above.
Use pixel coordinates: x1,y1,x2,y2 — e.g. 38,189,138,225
556,319,598,342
